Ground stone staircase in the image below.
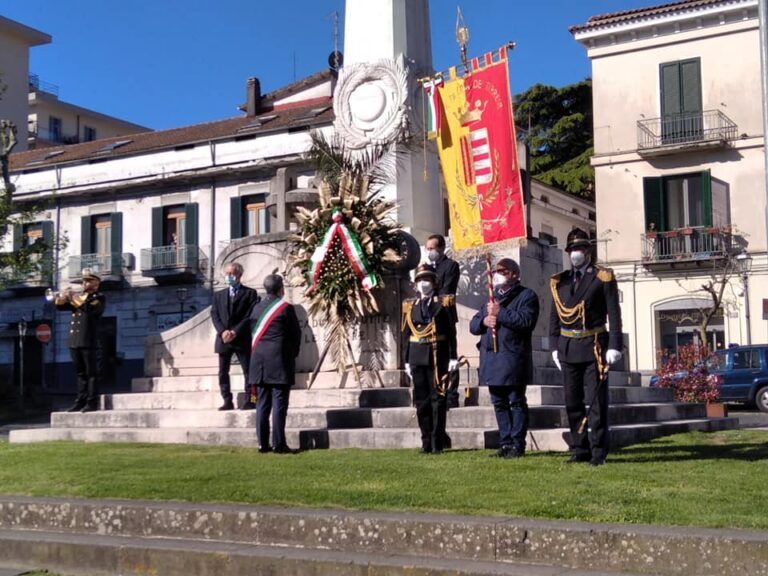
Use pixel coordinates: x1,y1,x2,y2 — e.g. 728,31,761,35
9,363,738,450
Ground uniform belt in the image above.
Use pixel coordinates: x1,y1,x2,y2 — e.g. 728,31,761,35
409,335,446,344
560,326,606,338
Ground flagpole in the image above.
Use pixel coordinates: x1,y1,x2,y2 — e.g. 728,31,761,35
485,253,498,352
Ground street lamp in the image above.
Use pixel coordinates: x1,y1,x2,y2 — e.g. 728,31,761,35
736,249,753,345
176,287,188,324
17,318,27,413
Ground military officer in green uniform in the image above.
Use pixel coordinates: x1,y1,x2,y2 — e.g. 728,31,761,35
549,228,623,466
55,268,106,413
402,264,458,454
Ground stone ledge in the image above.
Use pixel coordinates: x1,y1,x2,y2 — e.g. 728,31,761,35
0,496,765,576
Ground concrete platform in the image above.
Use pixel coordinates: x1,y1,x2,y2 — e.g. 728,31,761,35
0,495,765,576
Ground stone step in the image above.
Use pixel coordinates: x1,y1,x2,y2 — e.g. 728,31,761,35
109,384,667,412
10,417,738,451
50,402,706,431
131,368,641,393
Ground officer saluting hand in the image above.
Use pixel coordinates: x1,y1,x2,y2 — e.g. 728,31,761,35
549,228,622,466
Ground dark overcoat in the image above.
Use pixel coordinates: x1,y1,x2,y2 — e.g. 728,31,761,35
469,284,539,387
247,295,301,386
56,292,105,349
548,266,622,363
211,285,260,353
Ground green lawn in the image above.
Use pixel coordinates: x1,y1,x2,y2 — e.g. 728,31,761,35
1,429,766,530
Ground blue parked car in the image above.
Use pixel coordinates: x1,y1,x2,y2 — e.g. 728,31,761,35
651,345,768,412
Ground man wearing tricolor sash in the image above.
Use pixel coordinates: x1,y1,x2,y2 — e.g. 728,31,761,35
248,274,302,454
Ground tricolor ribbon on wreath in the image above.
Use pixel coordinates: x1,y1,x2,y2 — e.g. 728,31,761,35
305,209,377,295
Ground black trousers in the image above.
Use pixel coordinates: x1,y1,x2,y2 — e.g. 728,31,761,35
218,349,250,403
563,360,609,458
412,366,447,452
70,347,99,407
256,385,291,451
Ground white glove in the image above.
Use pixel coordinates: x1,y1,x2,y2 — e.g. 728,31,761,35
606,349,622,365
448,359,459,371
551,350,561,371
404,363,412,379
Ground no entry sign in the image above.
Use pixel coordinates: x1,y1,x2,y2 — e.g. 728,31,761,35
36,323,52,343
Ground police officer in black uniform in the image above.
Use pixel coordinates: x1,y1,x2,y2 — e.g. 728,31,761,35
402,264,457,454
55,268,106,413
549,228,623,466
425,234,461,407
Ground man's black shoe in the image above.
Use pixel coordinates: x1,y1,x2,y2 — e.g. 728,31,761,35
589,455,606,467
80,405,98,413
430,449,443,455
273,445,294,454
66,403,85,413
490,445,513,458
566,453,591,464
240,401,256,410
258,446,271,454
218,402,234,411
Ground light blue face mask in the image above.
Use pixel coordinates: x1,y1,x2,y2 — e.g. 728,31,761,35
224,274,236,286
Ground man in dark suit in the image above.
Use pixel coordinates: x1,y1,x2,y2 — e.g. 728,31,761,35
211,262,260,411
55,268,106,413
425,234,461,407
549,228,623,466
248,274,301,453
469,258,539,458
402,264,457,454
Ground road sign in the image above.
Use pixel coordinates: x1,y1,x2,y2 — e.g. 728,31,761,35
35,323,52,343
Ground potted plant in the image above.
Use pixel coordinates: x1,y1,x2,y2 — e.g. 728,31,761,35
654,344,726,416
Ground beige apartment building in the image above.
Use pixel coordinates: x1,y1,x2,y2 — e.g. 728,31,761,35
572,0,766,370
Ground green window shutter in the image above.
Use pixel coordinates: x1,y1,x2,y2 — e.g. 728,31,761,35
184,203,199,246
41,221,54,284
151,207,164,248
80,215,93,255
230,196,243,239
110,212,123,274
660,62,681,117
680,59,702,114
41,221,54,247
701,170,712,227
643,177,664,232
184,203,199,269
12,224,22,252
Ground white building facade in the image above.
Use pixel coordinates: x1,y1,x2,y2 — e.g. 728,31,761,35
572,0,767,370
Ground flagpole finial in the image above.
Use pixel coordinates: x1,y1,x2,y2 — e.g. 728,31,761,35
456,6,470,70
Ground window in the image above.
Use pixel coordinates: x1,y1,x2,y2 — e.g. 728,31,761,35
151,203,199,268
732,349,760,370
83,126,97,142
48,116,62,142
230,194,270,239
80,213,123,275
23,223,43,247
660,58,702,144
643,171,728,232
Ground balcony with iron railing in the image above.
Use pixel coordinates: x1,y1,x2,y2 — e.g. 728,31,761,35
68,253,135,282
641,226,735,266
637,110,737,156
28,73,60,96
0,254,54,294
140,244,208,283
27,122,79,145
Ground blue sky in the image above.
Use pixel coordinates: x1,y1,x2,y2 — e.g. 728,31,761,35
0,0,645,130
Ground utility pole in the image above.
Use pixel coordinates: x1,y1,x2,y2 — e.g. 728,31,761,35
760,0,768,260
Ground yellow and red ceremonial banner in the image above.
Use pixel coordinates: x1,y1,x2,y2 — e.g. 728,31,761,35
430,47,525,251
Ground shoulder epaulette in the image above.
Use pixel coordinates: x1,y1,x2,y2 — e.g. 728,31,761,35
596,266,614,282
551,270,566,280
401,299,417,313
440,294,455,307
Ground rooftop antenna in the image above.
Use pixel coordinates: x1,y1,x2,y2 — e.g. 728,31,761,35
456,6,470,72
327,10,343,71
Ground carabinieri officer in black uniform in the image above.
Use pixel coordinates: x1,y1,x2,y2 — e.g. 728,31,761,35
549,228,623,466
55,268,106,413
402,264,457,454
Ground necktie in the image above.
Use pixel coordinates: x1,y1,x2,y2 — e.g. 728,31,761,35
573,270,582,294
421,298,431,323
230,286,237,299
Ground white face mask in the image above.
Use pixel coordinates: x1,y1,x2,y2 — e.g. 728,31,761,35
427,249,439,263
417,281,434,296
570,251,587,268
492,273,507,287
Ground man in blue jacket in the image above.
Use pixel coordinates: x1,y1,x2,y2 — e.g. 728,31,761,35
470,258,539,458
